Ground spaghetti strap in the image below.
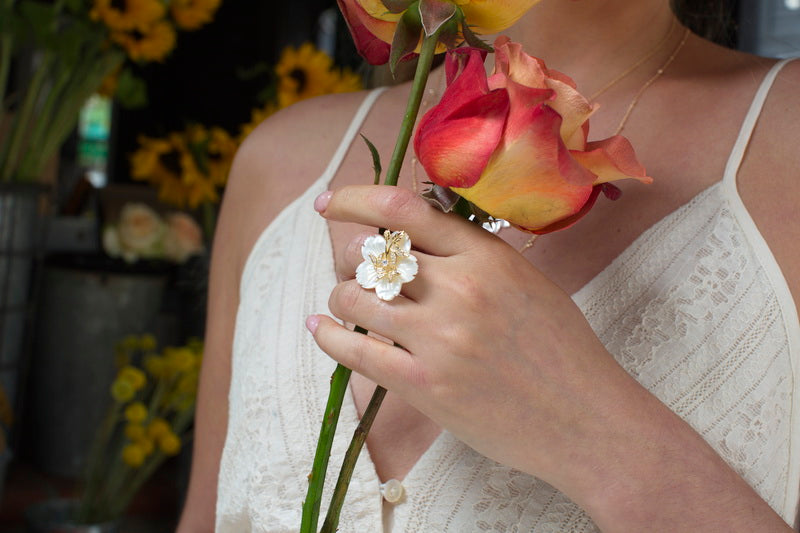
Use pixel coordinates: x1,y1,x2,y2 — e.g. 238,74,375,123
316,87,388,189
723,58,796,185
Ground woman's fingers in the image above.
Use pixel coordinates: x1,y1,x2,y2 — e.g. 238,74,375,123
306,314,422,394
327,279,428,342
315,185,494,257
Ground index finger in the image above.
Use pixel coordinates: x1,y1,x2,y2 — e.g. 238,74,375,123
314,185,493,256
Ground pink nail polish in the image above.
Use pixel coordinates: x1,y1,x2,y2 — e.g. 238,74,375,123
314,191,332,213
305,315,320,334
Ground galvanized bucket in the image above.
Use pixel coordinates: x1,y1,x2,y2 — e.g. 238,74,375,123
28,260,166,478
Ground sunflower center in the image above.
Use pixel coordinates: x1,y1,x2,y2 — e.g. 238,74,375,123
111,0,127,12
159,150,183,175
289,68,308,93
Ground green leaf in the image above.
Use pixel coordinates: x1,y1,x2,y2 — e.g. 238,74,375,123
114,68,148,109
381,0,414,14
418,0,456,37
360,134,382,185
389,3,422,76
18,1,57,45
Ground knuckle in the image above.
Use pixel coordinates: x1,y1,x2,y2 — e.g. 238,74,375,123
329,282,362,319
350,334,373,373
371,187,420,222
346,232,369,261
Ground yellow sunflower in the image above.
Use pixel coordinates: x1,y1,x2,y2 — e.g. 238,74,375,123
275,43,340,109
112,20,177,62
90,0,165,32
170,0,221,31
131,134,189,208
206,127,237,186
131,128,233,209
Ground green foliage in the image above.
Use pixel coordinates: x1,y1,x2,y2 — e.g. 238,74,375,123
115,68,149,109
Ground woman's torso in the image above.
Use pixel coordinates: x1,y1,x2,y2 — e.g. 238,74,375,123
216,47,800,531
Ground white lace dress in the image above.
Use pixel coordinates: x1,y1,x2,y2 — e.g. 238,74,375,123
216,60,800,532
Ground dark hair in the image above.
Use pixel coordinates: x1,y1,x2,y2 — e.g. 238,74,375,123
671,0,738,46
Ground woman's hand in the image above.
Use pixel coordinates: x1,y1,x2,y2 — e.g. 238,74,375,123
309,185,633,488
308,185,792,532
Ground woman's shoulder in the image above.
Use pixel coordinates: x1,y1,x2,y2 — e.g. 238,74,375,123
216,89,376,278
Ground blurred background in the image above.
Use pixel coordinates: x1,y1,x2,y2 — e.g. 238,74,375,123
0,0,798,531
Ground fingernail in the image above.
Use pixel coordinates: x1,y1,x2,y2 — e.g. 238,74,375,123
314,191,333,213
305,315,320,334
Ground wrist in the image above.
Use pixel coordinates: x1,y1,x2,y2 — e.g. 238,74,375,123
558,379,789,532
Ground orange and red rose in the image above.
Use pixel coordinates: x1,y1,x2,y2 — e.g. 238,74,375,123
414,37,652,234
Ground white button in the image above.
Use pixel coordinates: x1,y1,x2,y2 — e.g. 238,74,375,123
381,479,404,503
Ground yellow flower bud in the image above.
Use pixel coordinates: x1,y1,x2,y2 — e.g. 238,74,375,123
124,423,146,441
169,348,196,372
158,432,181,456
122,443,146,467
144,355,166,378
186,337,204,354
147,417,170,440
137,436,155,456
124,401,148,423
139,334,157,351
176,372,198,395
118,366,147,391
121,335,140,351
111,379,135,403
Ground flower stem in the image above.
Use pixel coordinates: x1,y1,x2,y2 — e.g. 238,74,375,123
320,385,387,533
299,327,362,533
383,31,442,187
314,29,445,533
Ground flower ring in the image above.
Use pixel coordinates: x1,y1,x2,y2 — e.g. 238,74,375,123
355,230,418,301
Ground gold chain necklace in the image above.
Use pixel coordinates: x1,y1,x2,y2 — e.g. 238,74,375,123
588,18,677,101
613,27,690,135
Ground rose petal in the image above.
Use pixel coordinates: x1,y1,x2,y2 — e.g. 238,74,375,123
459,0,543,34
337,0,393,64
453,105,595,231
571,136,652,185
415,90,509,188
493,37,594,149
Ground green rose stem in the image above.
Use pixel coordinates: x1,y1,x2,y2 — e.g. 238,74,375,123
320,385,387,533
300,29,443,533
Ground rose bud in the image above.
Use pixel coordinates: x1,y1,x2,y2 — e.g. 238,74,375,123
414,37,653,234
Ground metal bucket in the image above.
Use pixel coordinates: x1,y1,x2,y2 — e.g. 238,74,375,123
0,184,46,412
28,260,166,478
